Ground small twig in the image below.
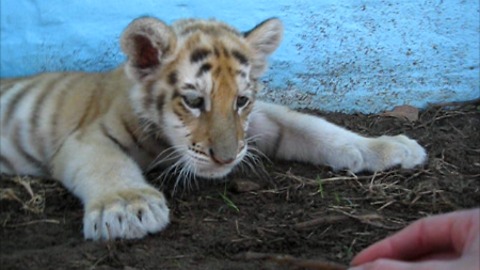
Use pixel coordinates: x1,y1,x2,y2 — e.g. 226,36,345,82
403,169,431,182
275,171,394,186
159,254,195,260
334,209,403,230
89,254,109,270
4,219,60,228
294,215,349,230
234,251,347,270
368,171,378,192
235,219,241,235
295,213,383,230
377,200,396,211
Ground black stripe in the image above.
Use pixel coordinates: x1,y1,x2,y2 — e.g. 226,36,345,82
222,47,230,58
236,70,247,78
50,79,99,164
182,83,196,90
172,87,182,99
49,87,68,149
50,74,85,146
73,93,96,132
196,63,212,77
0,79,21,97
167,71,178,86
48,73,93,164
213,46,221,57
100,123,129,154
122,118,143,149
47,88,70,165
213,67,222,77
143,81,156,108
12,125,47,172
30,83,53,127
173,100,190,121
30,76,62,121
2,80,37,127
0,154,16,173
156,92,166,114
232,50,249,65
190,48,211,63
121,118,158,157
47,74,90,166
30,75,63,159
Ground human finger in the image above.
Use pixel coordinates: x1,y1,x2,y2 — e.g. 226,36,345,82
348,258,459,270
351,208,479,265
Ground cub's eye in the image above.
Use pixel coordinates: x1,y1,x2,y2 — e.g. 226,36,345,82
182,95,204,110
236,96,249,108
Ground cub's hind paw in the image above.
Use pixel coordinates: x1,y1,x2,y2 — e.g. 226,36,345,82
83,188,169,240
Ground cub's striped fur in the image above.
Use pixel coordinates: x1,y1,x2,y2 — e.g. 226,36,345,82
0,17,427,240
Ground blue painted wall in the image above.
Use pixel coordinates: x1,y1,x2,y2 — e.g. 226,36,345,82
1,0,479,113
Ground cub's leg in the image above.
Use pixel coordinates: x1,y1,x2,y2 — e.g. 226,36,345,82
52,127,169,240
248,101,427,172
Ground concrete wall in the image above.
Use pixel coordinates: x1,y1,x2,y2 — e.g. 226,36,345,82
1,0,479,113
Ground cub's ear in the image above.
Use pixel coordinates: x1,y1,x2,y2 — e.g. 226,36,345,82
244,18,283,78
121,17,176,81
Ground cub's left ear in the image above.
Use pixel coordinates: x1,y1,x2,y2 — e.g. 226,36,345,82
244,18,283,78
121,17,177,81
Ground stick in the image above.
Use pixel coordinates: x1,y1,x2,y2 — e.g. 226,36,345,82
294,215,349,230
234,251,348,270
295,213,383,230
5,219,60,228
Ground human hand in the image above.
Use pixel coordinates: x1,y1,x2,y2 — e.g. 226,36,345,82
349,208,480,270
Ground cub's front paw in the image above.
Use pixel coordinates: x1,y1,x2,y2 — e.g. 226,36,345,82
83,188,169,240
331,135,427,172
366,134,427,171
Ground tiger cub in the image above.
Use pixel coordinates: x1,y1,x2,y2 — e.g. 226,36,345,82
0,17,427,240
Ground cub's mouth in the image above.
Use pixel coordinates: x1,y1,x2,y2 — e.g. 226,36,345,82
186,143,248,179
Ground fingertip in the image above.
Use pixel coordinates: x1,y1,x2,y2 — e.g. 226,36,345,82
350,255,362,267
350,247,379,266
350,261,368,270
350,252,374,270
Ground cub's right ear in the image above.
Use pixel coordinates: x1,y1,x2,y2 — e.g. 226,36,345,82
121,17,176,81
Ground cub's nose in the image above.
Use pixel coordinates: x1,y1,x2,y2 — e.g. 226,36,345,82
209,148,235,165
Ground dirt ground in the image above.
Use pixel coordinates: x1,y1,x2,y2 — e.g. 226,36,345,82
1,100,479,270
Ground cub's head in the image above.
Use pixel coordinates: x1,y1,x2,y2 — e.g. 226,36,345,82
121,17,282,178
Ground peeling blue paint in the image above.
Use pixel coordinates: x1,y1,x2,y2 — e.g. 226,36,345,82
1,0,478,113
